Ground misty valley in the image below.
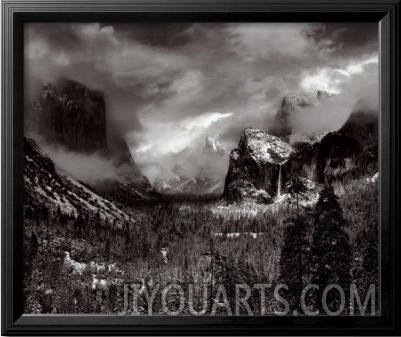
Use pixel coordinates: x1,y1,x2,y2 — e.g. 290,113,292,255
23,78,378,315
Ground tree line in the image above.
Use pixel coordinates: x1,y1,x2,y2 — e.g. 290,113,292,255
279,178,377,314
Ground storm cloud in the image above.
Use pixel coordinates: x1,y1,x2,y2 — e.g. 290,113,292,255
24,22,378,182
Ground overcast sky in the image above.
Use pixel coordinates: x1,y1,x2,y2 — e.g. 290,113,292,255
25,22,378,182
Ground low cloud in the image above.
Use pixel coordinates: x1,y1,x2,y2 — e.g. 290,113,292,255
40,144,120,184
24,22,379,183
300,55,378,94
290,56,379,140
131,112,233,182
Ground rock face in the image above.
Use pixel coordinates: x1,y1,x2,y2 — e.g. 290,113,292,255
283,109,378,184
203,136,226,156
223,128,294,203
92,174,158,206
269,91,333,142
223,110,378,204
95,140,158,205
269,93,315,141
34,79,108,154
29,79,158,203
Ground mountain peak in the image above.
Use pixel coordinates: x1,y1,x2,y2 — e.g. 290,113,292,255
269,92,315,140
240,128,294,165
204,135,225,156
112,140,136,168
223,128,294,203
33,79,108,154
282,92,314,107
317,90,334,100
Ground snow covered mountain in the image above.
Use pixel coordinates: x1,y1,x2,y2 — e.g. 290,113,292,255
223,128,294,203
223,109,378,204
24,138,141,224
203,136,226,156
154,136,227,195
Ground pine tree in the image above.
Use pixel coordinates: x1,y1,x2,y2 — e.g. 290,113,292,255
352,219,378,314
25,230,39,282
311,185,352,312
279,215,309,311
287,176,307,217
29,231,39,260
105,238,111,261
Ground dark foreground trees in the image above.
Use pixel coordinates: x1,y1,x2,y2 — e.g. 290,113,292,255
279,215,309,311
279,184,352,313
310,185,352,312
24,176,375,315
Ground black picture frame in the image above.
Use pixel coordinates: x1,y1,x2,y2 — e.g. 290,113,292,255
1,0,400,335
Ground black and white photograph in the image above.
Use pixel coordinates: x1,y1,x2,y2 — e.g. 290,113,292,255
23,22,379,316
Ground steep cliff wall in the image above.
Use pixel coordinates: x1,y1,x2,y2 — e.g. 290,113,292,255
34,79,108,154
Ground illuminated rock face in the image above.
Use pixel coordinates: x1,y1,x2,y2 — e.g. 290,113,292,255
223,110,378,204
203,136,226,156
223,128,294,204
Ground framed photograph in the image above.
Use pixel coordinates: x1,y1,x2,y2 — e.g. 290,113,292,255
1,0,400,335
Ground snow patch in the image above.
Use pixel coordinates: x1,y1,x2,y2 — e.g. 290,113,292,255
161,247,168,264
241,128,294,165
214,232,266,239
366,172,379,183
64,252,87,274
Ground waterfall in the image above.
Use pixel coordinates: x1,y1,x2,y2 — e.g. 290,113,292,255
277,165,282,197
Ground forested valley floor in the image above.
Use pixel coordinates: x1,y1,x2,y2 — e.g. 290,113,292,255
24,176,378,315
